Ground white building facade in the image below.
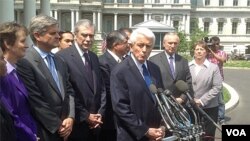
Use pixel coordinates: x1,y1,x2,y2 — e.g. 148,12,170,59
13,0,250,54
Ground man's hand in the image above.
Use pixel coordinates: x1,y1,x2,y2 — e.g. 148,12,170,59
58,118,74,139
87,113,103,129
146,127,165,141
176,97,184,104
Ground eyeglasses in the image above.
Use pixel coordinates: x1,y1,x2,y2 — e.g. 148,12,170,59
81,33,94,38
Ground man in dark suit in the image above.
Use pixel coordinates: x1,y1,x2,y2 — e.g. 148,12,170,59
110,28,165,141
57,19,106,141
99,30,129,141
16,15,75,141
149,32,193,104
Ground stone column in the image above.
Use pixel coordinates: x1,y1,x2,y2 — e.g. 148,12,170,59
24,0,36,27
54,10,58,20
97,11,102,33
71,10,75,32
93,11,96,26
16,10,21,24
0,0,14,23
167,14,171,25
148,13,152,20
129,13,132,27
185,14,190,34
163,14,167,24
76,9,79,22
40,0,50,16
144,13,148,21
114,13,117,30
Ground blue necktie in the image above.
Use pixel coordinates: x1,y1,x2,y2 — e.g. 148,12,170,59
142,64,152,87
46,54,61,92
142,64,156,103
169,56,175,78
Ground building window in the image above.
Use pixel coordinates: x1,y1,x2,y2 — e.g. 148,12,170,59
155,0,160,3
246,22,250,34
154,33,165,50
205,0,210,6
174,0,179,4
104,0,114,2
218,22,224,34
248,0,250,6
232,22,238,34
133,0,143,3
204,22,210,32
117,0,129,3
219,0,224,6
173,21,179,31
233,0,238,6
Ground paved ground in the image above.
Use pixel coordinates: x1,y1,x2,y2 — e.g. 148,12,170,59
215,68,250,141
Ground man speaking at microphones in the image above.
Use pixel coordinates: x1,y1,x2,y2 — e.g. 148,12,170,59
110,28,165,141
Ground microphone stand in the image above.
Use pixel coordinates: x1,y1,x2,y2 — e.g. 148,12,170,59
185,91,222,132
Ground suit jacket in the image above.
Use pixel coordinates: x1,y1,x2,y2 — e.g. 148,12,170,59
16,46,75,141
149,51,193,101
110,56,163,141
0,71,37,141
56,44,106,138
99,51,119,130
189,60,222,108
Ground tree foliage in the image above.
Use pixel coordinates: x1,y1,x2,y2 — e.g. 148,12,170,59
189,18,208,56
177,31,189,53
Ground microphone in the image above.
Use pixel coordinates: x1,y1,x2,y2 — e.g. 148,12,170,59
175,80,193,101
149,84,158,94
175,80,222,131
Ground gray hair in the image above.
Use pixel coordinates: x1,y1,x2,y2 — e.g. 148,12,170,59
106,30,127,49
74,19,95,34
29,15,58,42
129,28,155,46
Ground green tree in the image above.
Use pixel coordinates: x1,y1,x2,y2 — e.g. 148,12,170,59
189,18,208,56
90,41,99,55
177,31,189,54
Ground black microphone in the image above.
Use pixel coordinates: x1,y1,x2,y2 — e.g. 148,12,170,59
175,80,193,101
175,80,222,131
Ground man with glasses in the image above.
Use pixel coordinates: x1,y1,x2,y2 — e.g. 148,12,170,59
99,30,129,141
57,19,106,141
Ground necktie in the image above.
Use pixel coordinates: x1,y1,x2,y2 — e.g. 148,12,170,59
169,56,175,78
142,64,152,87
142,64,156,103
83,52,93,85
46,54,61,92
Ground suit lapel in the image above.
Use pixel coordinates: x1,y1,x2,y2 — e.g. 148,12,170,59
54,56,65,99
88,52,96,93
71,46,94,93
31,47,62,97
128,58,155,103
160,52,175,80
105,51,118,68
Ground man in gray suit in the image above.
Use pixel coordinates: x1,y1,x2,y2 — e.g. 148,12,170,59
17,15,75,141
149,32,193,104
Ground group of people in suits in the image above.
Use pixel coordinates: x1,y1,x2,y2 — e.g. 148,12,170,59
0,14,223,141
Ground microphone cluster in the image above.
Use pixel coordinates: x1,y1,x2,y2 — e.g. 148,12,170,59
150,83,204,140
